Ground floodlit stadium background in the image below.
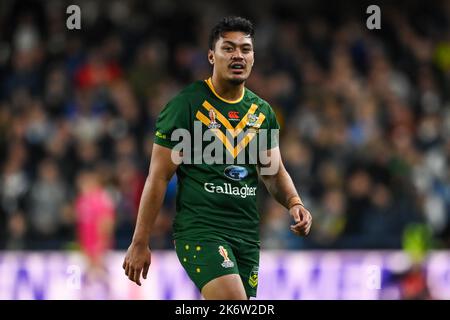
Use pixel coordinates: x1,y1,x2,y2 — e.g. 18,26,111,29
1,0,450,299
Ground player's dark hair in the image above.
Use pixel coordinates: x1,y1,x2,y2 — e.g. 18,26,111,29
209,16,254,50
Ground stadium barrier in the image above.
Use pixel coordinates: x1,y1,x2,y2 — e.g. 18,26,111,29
0,251,449,300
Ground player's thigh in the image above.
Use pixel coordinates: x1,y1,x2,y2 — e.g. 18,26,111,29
175,239,243,296
234,242,260,298
201,273,247,300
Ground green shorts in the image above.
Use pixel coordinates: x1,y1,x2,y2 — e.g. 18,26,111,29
174,238,260,298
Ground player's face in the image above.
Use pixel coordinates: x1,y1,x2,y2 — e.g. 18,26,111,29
209,31,254,84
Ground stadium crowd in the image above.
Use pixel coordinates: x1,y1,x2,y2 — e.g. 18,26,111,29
1,0,449,252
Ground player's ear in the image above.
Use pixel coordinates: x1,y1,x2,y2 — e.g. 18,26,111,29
208,50,214,65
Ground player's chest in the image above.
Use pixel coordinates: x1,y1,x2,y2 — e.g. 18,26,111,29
186,99,268,160
191,100,267,133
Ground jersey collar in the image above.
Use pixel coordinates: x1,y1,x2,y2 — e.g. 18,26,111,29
204,77,245,104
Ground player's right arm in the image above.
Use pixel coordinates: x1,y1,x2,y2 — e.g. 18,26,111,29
122,143,178,286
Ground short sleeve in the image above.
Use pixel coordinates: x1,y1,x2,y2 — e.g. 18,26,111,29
154,95,190,149
260,104,280,150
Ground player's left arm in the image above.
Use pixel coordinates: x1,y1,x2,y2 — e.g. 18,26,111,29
257,146,312,236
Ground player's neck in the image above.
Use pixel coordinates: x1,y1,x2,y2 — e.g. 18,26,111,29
210,75,245,102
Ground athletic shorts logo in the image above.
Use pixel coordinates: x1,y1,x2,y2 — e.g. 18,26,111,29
248,266,259,288
208,109,221,129
218,246,234,268
224,165,248,181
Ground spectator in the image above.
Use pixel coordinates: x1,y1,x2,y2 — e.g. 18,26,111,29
27,158,68,249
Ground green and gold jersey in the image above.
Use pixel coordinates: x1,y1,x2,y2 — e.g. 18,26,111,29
154,78,280,244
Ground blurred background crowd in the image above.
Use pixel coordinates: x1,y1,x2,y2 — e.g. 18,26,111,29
0,0,449,255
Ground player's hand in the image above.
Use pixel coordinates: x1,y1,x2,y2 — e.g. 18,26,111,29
122,242,151,286
289,204,312,236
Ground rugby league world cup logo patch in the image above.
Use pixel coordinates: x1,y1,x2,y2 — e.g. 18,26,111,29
208,109,221,129
218,245,234,268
